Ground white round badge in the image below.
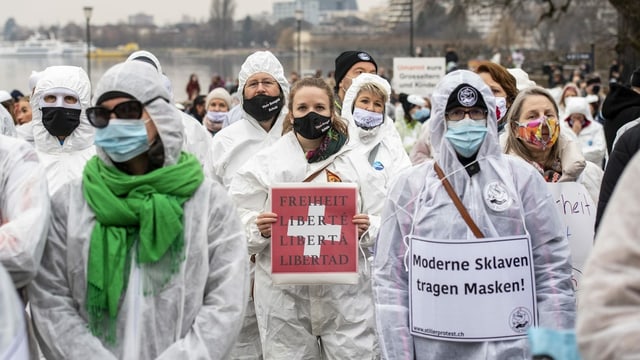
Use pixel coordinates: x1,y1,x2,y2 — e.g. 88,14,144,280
457,86,478,107
484,182,512,212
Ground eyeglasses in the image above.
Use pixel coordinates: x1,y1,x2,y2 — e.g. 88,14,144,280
86,96,166,128
445,107,488,121
245,79,278,90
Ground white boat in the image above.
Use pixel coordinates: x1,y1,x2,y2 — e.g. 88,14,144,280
0,33,88,57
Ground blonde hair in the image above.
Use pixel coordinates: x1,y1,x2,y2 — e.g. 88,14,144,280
504,86,560,168
282,77,349,136
353,82,388,112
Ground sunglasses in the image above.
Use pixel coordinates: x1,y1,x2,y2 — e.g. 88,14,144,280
86,96,166,128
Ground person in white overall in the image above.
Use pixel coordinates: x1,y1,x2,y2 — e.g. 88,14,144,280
372,70,575,359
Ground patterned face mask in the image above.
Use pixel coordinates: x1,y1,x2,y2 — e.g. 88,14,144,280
515,116,560,150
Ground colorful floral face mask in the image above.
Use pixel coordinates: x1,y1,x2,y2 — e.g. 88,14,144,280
516,116,559,150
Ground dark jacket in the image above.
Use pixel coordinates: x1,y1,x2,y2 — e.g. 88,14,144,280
595,122,640,231
601,84,640,153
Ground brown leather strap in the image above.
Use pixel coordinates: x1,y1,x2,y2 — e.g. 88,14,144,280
434,162,485,238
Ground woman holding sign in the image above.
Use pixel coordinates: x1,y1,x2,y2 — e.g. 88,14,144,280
230,77,378,359
372,70,575,359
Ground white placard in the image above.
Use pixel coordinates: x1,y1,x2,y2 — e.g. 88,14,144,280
409,236,537,342
392,57,445,97
546,182,595,292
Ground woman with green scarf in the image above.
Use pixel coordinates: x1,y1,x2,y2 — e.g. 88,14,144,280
29,61,249,359
230,77,377,358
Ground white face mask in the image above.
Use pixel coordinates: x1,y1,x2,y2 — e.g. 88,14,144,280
352,107,384,129
39,87,82,110
495,96,507,123
206,111,228,123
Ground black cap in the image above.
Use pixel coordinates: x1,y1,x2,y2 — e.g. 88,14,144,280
96,91,135,105
446,84,487,111
10,89,24,101
333,50,377,91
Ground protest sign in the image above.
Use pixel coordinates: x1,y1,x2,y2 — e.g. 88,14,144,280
392,57,445,97
409,236,537,342
547,182,596,292
270,183,358,285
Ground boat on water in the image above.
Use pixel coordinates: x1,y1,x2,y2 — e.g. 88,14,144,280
0,33,88,57
91,42,140,58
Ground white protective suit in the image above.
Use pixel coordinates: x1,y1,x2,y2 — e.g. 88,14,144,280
28,61,249,360
230,130,378,359
561,96,606,167
341,73,411,247
31,65,96,195
126,50,216,179
212,50,290,189
372,70,575,359
577,151,640,359
15,122,34,145
0,264,29,360
0,106,16,137
0,134,50,288
213,50,290,360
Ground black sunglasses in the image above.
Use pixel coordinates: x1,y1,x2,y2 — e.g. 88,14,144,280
86,96,167,128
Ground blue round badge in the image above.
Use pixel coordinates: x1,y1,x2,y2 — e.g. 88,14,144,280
372,161,384,170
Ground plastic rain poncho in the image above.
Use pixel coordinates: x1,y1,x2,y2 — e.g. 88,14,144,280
212,51,290,359
229,130,378,359
28,61,249,360
31,65,96,195
340,73,411,247
372,70,575,360
0,106,17,137
0,264,29,360
125,51,216,179
577,151,640,359
0,134,49,288
211,51,290,189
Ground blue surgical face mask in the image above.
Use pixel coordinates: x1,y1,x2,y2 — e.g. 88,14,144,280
445,118,488,158
95,119,150,163
412,108,431,123
352,107,384,129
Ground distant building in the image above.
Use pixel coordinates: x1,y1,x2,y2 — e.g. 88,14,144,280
129,13,154,26
273,0,358,25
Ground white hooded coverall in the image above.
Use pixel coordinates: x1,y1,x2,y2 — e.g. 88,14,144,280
28,61,249,360
372,70,575,359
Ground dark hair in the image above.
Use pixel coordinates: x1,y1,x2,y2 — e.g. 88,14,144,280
475,62,518,106
283,77,349,137
193,95,206,106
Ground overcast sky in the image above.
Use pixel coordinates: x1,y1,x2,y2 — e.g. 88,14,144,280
6,0,388,27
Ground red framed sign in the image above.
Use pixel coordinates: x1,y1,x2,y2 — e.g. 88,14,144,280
270,182,359,285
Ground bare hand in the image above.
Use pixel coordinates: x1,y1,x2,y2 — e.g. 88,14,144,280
352,213,370,238
256,212,278,238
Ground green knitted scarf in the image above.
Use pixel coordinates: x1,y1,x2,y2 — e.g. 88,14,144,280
81,152,204,341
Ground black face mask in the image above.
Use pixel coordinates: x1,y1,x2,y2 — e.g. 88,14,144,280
293,111,332,139
147,135,165,169
41,107,81,137
592,85,601,94
243,94,283,122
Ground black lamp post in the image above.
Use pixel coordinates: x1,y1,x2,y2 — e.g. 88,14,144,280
83,6,93,81
295,9,303,76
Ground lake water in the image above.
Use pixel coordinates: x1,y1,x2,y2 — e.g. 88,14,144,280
0,50,372,103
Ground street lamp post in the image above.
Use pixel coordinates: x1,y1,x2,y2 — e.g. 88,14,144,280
409,0,414,56
295,9,303,76
83,6,93,82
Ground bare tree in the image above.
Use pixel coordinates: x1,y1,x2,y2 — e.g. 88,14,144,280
209,0,236,49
